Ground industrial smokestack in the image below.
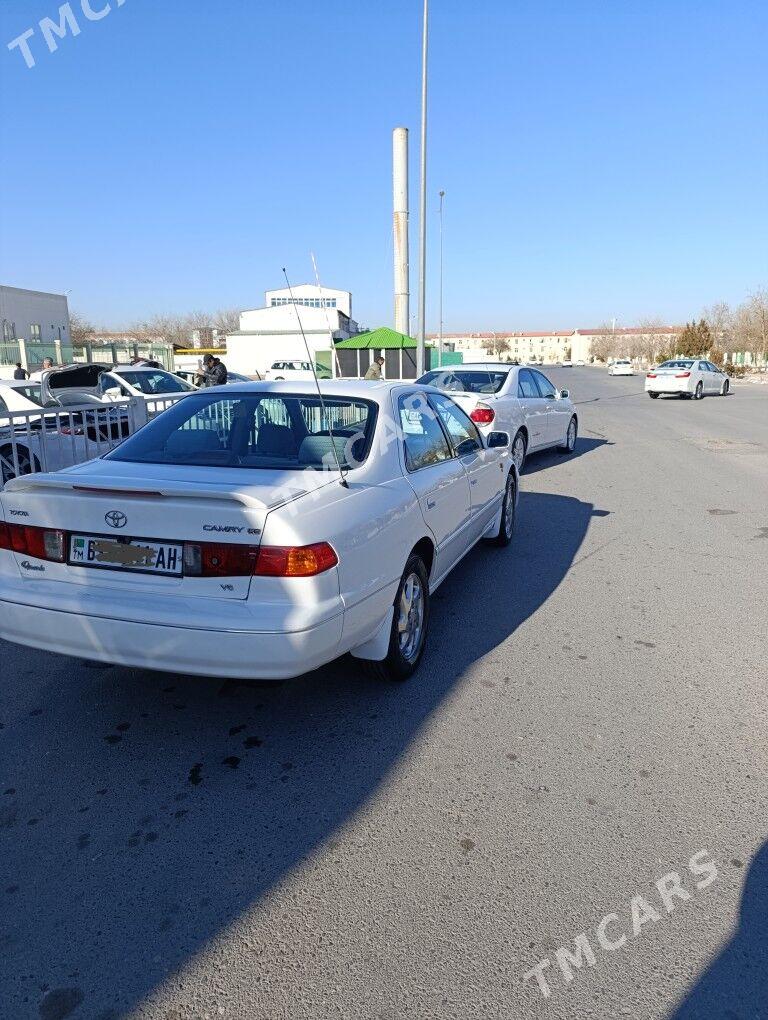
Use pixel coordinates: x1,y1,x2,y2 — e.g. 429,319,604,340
393,127,410,336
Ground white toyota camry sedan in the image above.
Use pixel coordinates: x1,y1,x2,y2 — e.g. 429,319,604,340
0,381,518,683
417,363,578,473
645,359,730,399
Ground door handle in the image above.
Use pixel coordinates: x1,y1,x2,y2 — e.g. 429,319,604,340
426,498,436,509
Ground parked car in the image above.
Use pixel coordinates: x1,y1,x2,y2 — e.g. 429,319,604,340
417,363,578,473
609,359,634,376
562,359,573,367
96,366,196,400
645,359,730,399
264,360,331,381
0,381,518,682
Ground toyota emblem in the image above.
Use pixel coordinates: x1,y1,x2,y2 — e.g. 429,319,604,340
105,510,127,529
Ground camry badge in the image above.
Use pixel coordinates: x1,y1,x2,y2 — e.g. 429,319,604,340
105,510,128,529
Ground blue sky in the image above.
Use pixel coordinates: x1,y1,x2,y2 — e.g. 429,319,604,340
1,0,766,331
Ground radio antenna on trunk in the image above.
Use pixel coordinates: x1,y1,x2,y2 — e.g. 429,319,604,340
281,267,348,487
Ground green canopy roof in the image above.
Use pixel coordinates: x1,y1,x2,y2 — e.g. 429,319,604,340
335,326,428,350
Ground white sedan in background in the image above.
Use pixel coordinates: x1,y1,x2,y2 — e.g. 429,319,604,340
417,363,578,473
645,359,730,399
608,359,634,376
0,381,518,683
264,360,331,381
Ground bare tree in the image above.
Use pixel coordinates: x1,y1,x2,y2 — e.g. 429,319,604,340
69,310,95,343
213,308,241,335
588,324,617,363
701,301,733,353
482,334,511,358
734,289,768,366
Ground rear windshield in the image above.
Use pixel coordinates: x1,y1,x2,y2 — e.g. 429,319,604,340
106,392,377,470
659,360,694,369
418,369,509,394
12,384,43,405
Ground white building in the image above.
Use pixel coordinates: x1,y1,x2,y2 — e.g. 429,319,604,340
226,285,360,377
1,285,70,345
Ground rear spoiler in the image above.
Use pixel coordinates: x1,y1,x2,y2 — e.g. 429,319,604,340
2,474,319,511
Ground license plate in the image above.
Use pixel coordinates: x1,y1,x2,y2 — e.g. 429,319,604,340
69,535,183,576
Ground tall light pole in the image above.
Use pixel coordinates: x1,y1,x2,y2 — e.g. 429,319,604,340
416,0,428,375
438,189,445,368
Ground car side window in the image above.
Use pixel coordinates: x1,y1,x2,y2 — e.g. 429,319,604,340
397,392,452,472
533,371,557,398
0,395,8,412
517,369,539,399
428,393,482,455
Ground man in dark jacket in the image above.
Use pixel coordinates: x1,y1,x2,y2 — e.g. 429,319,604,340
197,355,228,387
13,362,28,380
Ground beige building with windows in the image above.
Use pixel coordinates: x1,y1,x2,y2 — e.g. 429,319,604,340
431,325,680,364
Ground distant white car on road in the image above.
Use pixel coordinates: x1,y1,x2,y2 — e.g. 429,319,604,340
264,360,331,381
562,359,573,368
609,359,634,376
417,363,578,473
0,380,518,682
645,359,730,399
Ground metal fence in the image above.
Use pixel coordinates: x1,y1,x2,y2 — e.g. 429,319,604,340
0,394,187,490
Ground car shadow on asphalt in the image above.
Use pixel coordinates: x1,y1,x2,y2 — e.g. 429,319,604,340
521,436,611,476
667,840,768,1019
1,490,597,1019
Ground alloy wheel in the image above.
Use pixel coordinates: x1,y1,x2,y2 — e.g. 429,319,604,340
397,572,425,664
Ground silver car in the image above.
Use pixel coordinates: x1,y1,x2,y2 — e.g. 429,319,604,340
417,363,578,472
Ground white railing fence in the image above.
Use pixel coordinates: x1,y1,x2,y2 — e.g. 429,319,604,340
0,394,186,490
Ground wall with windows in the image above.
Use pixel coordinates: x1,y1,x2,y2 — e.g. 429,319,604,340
0,285,70,346
264,285,351,319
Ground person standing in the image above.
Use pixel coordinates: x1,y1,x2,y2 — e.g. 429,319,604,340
364,355,385,381
197,354,228,387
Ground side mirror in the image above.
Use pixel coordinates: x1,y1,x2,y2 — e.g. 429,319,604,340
487,431,510,449
560,389,570,399
103,386,122,398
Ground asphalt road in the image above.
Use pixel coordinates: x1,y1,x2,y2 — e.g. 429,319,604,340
2,368,767,1020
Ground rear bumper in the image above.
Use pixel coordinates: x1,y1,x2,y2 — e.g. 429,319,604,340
0,586,344,680
645,379,691,394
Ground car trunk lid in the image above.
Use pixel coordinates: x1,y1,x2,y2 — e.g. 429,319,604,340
2,463,334,600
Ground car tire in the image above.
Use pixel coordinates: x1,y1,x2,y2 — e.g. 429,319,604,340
0,444,40,485
721,380,730,396
369,555,430,682
649,392,659,399
559,416,577,453
487,470,517,547
694,381,703,400
511,430,527,473
275,376,285,380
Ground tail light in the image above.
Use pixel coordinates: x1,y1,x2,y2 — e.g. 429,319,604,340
254,543,338,577
0,523,66,562
675,371,691,378
182,541,338,578
183,542,259,577
646,372,657,378
470,403,495,425
59,425,86,436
